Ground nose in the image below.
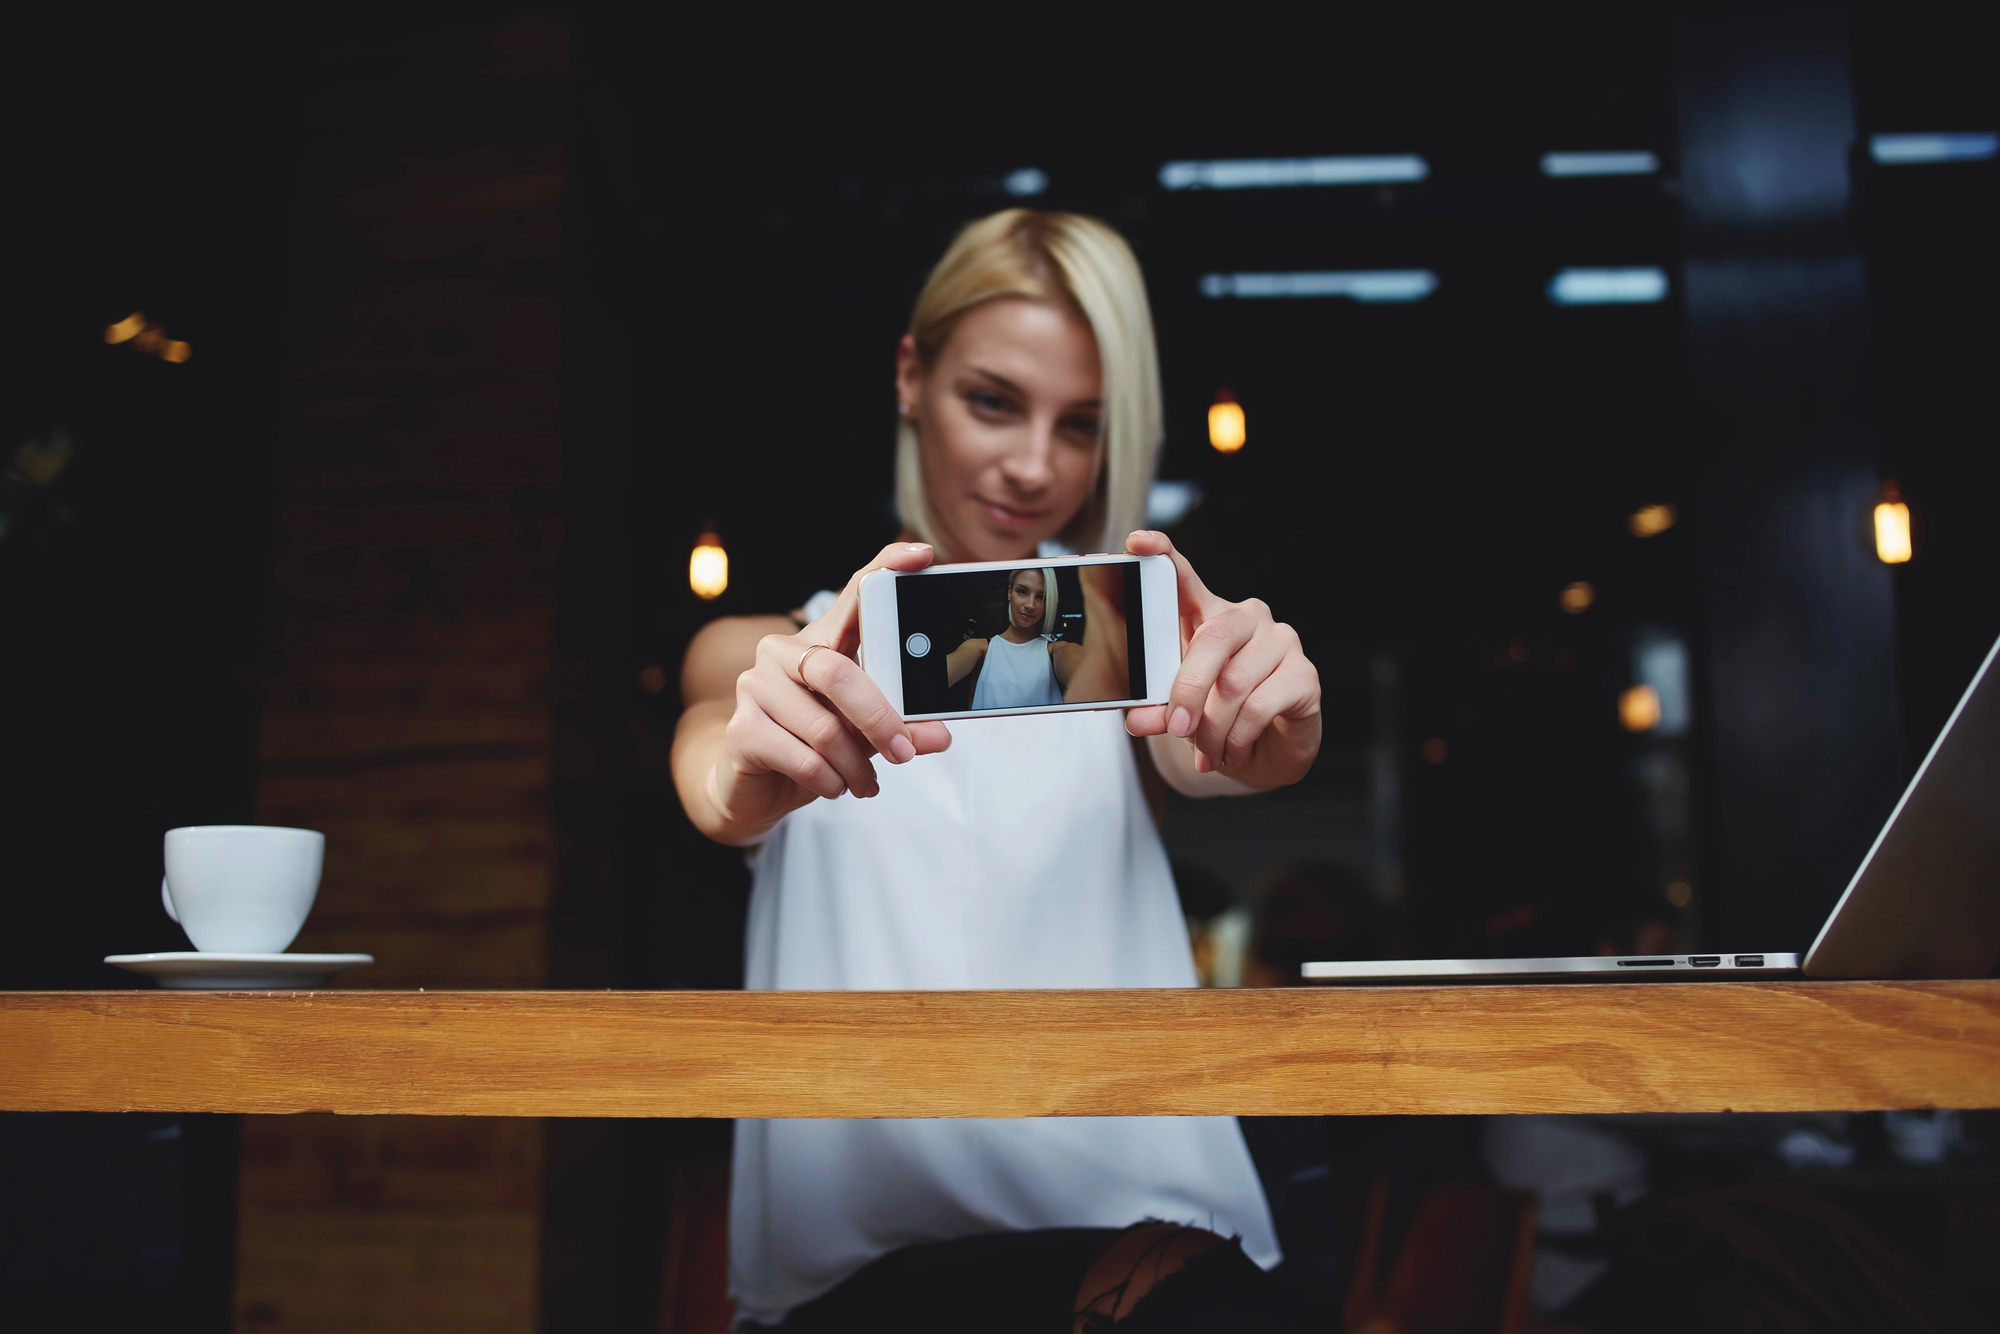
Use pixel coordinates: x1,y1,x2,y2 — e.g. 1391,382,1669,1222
998,416,1059,492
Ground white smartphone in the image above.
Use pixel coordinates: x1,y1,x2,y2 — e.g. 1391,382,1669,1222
859,554,1181,722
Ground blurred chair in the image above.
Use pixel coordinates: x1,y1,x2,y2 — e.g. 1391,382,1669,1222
658,1161,733,1334
1247,861,1383,988
1344,1175,1587,1334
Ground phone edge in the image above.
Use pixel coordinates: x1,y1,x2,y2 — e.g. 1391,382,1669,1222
856,568,905,715
1139,553,1179,705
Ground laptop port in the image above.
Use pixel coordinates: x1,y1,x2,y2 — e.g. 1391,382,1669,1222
1616,958,1675,967
1690,955,1721,967
1734,955,1764,968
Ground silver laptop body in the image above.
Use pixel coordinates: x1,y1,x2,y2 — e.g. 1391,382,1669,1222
1304,634,2000,985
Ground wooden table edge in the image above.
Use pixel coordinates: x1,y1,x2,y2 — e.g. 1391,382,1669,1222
4,980,1997,1118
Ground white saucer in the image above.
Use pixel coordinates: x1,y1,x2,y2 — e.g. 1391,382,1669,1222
104,952,375,989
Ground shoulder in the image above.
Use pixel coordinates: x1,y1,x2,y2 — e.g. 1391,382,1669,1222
680,613,797,705
952,636,990,659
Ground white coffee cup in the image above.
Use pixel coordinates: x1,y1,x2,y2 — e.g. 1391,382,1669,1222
162,825,324,953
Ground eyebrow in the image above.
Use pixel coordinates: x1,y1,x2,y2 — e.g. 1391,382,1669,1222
966,367,1103,411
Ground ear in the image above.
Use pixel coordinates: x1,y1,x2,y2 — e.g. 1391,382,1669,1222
894,334,924,415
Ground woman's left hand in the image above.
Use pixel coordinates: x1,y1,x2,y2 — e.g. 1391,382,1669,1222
1122,530,1322,789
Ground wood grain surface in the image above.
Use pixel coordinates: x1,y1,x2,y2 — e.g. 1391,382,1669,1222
5,982,1997,1118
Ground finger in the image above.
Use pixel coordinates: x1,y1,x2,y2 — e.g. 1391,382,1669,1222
795,639,926,768
726,706,848,802
907,720,953,754
1219,659,1306,770
751,673,885,797
761,633,919,766
1124,704,1169,737
1192,621,1294,764
1164,603,1264,743
810,541,936,653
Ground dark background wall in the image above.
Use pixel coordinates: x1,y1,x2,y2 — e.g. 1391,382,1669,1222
2,3,1994,1331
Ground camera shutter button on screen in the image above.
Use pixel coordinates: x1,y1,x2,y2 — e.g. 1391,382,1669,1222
905,633,931,658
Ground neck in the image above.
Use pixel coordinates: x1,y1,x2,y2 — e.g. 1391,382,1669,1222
1002,622,1040,643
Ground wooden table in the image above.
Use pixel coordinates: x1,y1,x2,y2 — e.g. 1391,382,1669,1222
4,981,1997,1118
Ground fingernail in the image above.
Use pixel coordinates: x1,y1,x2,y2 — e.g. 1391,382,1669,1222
889,734,916,764
906,543,930,552
1169,708,1193,737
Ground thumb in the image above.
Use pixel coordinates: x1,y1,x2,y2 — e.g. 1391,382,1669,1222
815,541,935,653
1124,529,1221,631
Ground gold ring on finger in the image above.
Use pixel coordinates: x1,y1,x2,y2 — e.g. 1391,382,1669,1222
797,642,835,683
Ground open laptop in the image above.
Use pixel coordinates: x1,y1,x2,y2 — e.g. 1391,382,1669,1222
1304,633,2000,984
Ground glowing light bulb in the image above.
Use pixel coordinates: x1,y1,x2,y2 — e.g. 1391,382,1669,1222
1629,503,1677,537
104,312,146,344
689,534,728,600
1620,684,1662,732
1559,581,1595,614
1874,482,1912,564
1208,393,1245,453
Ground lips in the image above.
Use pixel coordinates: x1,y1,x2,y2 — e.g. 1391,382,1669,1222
976,497,1045,530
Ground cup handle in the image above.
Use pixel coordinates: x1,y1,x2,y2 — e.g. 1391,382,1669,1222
161,876,181,925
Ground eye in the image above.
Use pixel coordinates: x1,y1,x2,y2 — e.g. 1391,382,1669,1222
966,389,1012,416
1059,414,1102,442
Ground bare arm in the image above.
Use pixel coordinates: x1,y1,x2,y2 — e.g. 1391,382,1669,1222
1055,562,1130,702
944,636,987,687
1049,638,1080,689
671,614,798,844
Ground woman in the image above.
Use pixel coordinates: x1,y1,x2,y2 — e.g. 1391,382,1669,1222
950,567,1116,710
673,210,1322,1330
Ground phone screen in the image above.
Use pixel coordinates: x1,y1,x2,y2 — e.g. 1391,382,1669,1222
894,561,1148,715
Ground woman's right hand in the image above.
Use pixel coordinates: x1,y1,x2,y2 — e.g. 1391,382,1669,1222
673,541,953,844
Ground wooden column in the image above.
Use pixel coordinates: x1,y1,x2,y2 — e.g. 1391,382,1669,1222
241,14,571,1334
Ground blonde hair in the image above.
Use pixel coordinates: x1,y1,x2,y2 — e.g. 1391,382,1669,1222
896,210,1162,554
1004,567,1060,636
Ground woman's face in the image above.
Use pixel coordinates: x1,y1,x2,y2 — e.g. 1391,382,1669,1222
1007,569,1047,633
896,298,1103,563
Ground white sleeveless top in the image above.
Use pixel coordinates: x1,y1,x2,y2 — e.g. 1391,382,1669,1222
969,632,1065,710
730,634,1281,1325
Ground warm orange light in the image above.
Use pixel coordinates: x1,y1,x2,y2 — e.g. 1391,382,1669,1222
1620,684,1662,732
638,663,668,694
1665,881,1692,908
1874,481,1912,564
1207,396,1246,453
1559,581,1595,614
1629,503,1677,537
689,533,728,600
1421,737,1448,764
106,312,193,364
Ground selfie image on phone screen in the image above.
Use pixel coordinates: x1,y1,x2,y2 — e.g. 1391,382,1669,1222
898,563,1143,714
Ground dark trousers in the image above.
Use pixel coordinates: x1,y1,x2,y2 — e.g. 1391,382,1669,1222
761,1226,1309,1334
